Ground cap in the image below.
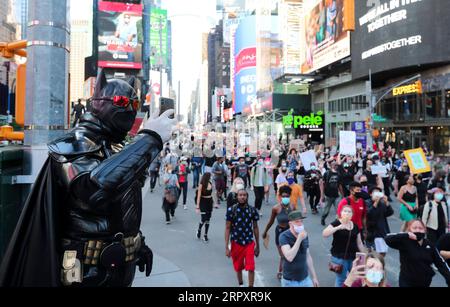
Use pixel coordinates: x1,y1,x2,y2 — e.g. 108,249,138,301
288,210,306,221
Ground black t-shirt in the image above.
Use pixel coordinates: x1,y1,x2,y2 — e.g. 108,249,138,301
330,219,360,260
338,165,355,191
324,170,342,198
235,164,249,178
363,170,378,188
437,234,450,266
204,156,216,167
304,170,322,190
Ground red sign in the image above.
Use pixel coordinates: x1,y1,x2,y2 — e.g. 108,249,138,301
235,47,256,74
99,1,143,13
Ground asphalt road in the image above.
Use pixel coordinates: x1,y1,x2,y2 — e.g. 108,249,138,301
134,175,446,287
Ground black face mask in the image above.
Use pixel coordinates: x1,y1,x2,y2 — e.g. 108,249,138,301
360,181,368,186
354,192,364,199
414,232,425,241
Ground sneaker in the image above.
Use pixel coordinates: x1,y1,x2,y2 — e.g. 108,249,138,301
171,215,176,220
214,204,220,209
166,220,171,224
183,205,187,210
203,235,209,243
150,189,153,193
321,218,326,226
196,230,201,240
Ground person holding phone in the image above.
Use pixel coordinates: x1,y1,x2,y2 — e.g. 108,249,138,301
323,205,367,287
279,210,319,287
365,187,394,257
386,219,450,287
343,252,390,287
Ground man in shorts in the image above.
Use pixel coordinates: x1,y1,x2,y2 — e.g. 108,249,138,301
225,190,260,287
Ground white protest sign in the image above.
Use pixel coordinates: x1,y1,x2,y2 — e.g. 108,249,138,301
371,165,387,175
300,150,318,171
339,131,356,156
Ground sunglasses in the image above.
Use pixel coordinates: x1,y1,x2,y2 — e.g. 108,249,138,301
94,96,139,111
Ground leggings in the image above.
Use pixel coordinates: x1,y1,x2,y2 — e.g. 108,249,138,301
178,181,188,205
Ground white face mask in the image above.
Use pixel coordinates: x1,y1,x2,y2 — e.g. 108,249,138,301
366,270,384,285
293,225,304,234
236,184,245,190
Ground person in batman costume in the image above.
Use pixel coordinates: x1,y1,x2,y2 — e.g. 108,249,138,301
0,69,176,287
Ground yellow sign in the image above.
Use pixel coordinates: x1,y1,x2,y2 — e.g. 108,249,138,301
404,148,431,174
393,81,422,96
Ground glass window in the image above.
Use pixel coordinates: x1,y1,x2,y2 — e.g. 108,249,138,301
425,91,442,119
445,90,450,117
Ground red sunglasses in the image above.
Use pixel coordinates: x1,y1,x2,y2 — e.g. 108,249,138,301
94,96,139,111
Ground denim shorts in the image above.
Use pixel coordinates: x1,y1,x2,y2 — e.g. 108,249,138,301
281,276,313,287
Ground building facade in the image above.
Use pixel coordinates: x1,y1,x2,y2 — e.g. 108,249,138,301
70,19,91,102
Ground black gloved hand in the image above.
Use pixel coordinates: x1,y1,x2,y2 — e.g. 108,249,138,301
136,243,153,277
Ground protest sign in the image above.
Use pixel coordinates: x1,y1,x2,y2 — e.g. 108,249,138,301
404,148,431,174
300,150,318,171
371,165,387,175
339,131,356,156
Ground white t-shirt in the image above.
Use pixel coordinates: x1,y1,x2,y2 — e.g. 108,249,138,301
275,173,287,185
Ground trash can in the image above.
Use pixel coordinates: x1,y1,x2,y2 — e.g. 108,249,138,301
0,145,24,261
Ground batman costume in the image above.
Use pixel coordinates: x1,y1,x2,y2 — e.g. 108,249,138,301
0,70,171,287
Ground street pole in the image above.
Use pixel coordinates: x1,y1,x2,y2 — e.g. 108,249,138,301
158,14,163,109
178,80,181,119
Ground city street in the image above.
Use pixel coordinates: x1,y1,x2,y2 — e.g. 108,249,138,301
134,175,446,287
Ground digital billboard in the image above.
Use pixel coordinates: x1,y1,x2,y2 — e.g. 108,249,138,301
234,16,257,115
352,0,450,79
150,8,168,67
301,0,350,73
98,1,143,69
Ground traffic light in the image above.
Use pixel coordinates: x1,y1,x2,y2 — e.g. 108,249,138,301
365,117,370,130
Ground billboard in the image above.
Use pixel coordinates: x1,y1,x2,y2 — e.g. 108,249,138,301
352,0,450,79
234,16,256,115
98,1,143,69
150,8,168,67
301,0,350,73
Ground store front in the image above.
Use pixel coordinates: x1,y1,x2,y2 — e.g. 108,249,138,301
374,72,450,155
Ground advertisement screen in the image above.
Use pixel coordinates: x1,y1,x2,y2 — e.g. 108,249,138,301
301,0,350,73
352,0,450,79
150,8,168,67
234,16,257,115
98,1,142,69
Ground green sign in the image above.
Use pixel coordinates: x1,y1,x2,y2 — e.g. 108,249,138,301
150,8,168,67
372,114,387,123
283,111,324,129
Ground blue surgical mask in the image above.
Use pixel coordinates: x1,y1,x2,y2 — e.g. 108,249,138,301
287,178,295,185
311,166,317,170
293,225,304,234
281,197,290,205
366,270,384,285
435,193,444,201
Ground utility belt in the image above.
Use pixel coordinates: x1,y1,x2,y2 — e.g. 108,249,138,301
61,232,142,286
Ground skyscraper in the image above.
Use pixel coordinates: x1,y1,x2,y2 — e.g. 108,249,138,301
70,19,91,101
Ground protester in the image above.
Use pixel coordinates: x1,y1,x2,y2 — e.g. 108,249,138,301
191,155,204,189
394,163,410,194
175,157,190,210
323,205,367,287
337,182,367,234
196,173,214,242
421,188,449,244
149,154,161,193
304,162,323,214
287,148,299,181
262,185,296,280
385,219,450,287
398,174,418,231
343,252,389,287
227,177,245,209
212,156,226,208
225,190,260,287
338,155,357,197
321,161,344,226
275,160,289,188
414,173,429,217
250,157,270,216
366,187,394,256
437,233,450,266
162,164,179,224
279,210,319,287
234,157,250,188
264,157,274,205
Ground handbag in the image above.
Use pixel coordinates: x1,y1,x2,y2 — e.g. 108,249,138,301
329,223,352,274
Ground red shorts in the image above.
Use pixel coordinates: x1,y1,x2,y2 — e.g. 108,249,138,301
230,241,255,272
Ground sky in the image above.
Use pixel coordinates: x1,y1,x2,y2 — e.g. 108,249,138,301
70,0,218,119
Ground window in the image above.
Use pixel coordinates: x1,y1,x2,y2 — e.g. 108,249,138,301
446,90,450,117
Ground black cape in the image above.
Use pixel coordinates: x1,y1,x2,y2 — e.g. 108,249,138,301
0,157,61,287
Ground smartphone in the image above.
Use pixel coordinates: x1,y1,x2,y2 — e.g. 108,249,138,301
356,252,367,268
159,97,175,119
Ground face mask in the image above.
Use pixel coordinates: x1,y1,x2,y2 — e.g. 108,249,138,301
281,197,290,205
258,161,263,166
320,155,325,159
236,184,245,190
366,270,384,285
265,161,270,166
414,232,425,241
435,193,444,201
287,178,295,185
311,166,317,170
282,167,287,172
293,225,304,234
282,163,287,167
240,161,245,165
354,192,364,199
344,163,349,169
341,212,353,221
360,181,368,186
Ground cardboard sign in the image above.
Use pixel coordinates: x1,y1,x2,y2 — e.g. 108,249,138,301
300,150,318,171
339,131,356,156
404,148,431,174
